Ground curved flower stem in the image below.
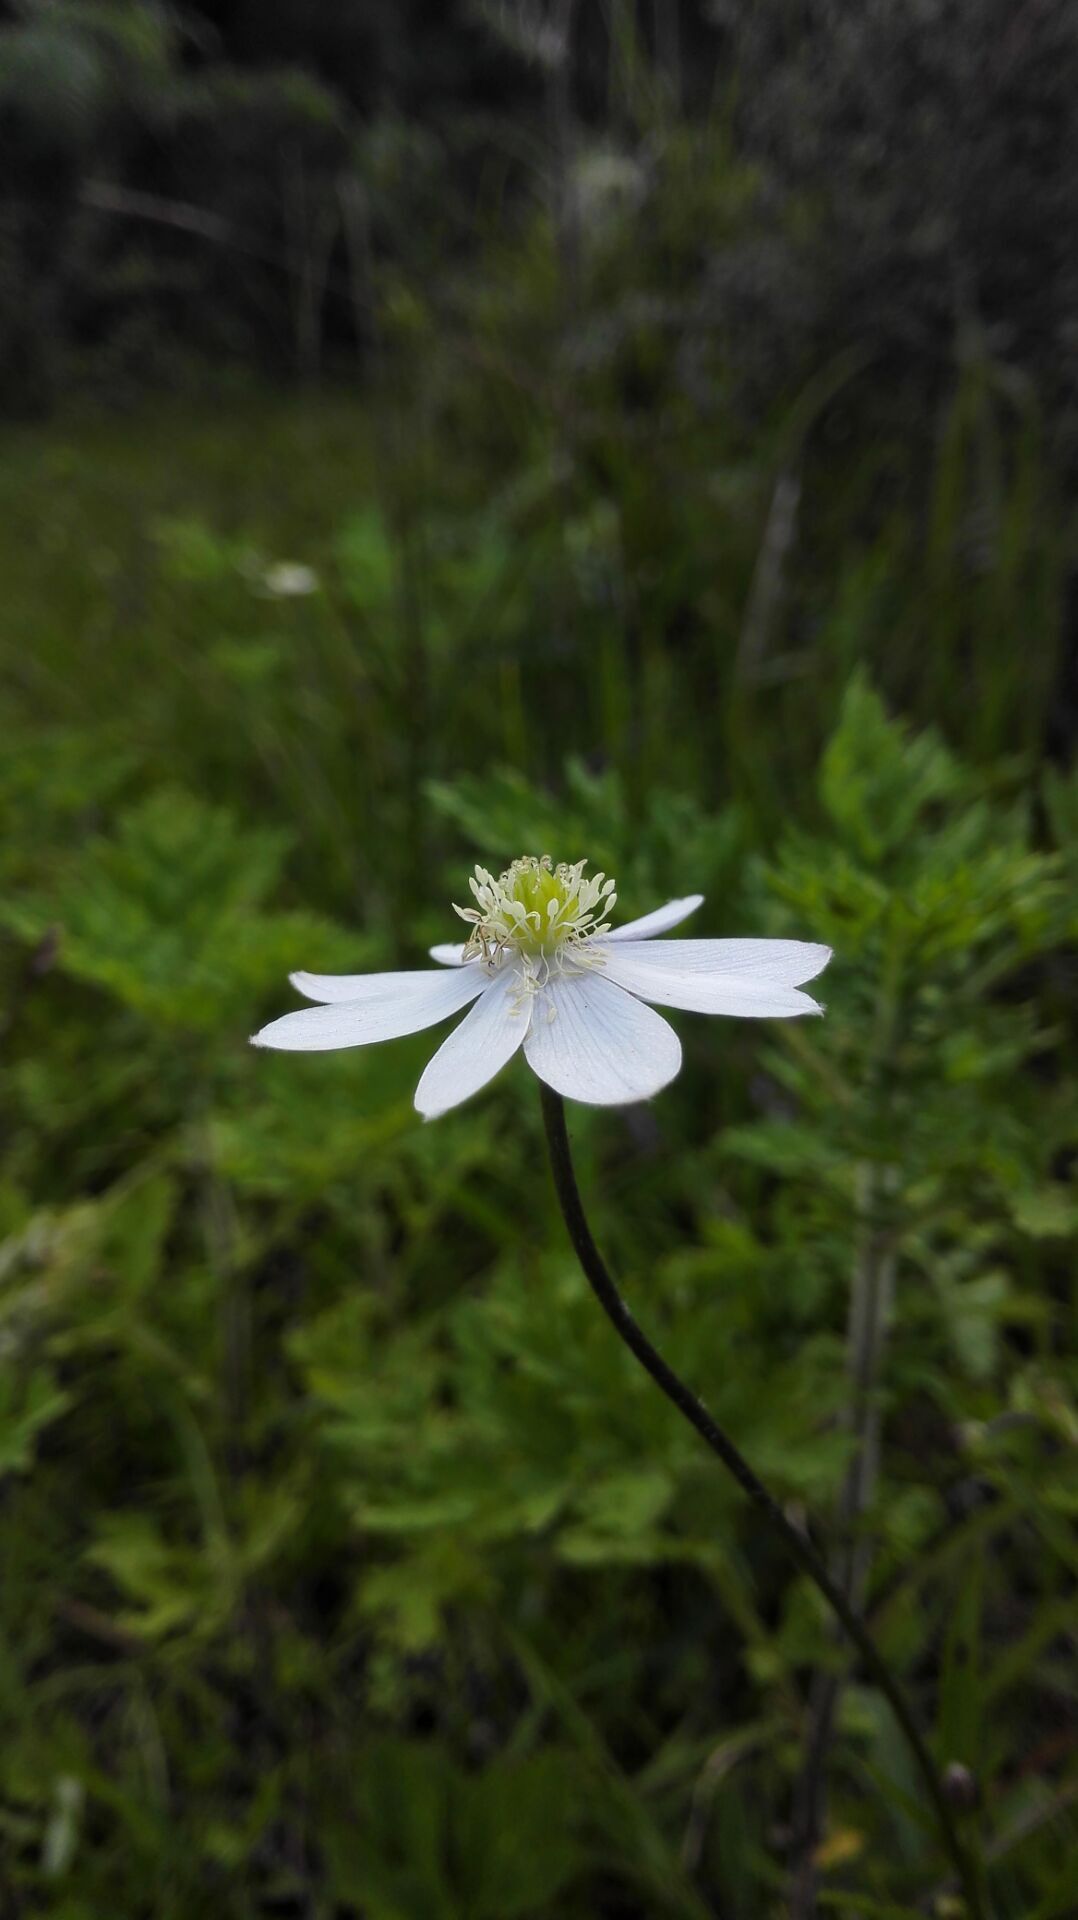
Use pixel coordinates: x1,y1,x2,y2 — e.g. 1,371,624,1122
539,1086,987,1920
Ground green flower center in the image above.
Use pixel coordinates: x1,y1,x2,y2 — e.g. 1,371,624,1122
454,855,617,962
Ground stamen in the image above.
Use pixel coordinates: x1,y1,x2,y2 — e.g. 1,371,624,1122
453,854,617,988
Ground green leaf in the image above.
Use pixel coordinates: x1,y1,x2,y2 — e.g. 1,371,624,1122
0,787,362,1031
818,673,965,866
0,1367,71,1475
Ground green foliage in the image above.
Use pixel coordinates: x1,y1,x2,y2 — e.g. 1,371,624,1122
1,8,1077,1902
1,429,1075,1920
0,787,354,1032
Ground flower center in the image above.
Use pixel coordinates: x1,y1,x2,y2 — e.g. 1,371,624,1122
454,855,617,969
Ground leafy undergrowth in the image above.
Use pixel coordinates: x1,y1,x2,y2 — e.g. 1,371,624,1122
2,2,1077,1906
2,412,1076,1917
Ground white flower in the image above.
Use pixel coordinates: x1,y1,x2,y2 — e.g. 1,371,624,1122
251,855,832,1120
257,562,320,599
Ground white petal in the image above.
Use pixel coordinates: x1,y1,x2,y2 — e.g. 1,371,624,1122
429,943,468,966
523,972,681,1106
596,938,830,1017
607,894,704,942
252,966,486,1051
414,968,529,1118
289,962,486,1005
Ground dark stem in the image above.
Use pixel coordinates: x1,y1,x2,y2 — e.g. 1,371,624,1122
539,1085,987,1920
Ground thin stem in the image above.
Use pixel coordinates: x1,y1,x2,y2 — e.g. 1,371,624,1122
539,1085,988,1920
790,1162,898,1919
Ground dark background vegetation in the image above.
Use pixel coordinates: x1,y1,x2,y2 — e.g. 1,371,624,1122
1,3,1077,1915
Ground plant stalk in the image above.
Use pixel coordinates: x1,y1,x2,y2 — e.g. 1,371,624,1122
789,1161,897,1918
538,1084,987,1919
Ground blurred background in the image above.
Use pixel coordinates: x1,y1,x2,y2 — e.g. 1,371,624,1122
2,2,1077,1914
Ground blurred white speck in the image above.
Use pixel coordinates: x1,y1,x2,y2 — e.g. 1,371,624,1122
258,562,320,598
42,1774,84,1877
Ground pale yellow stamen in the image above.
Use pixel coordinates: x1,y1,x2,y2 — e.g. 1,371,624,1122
453,854,616,994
